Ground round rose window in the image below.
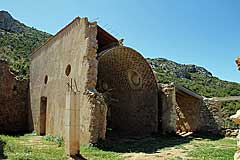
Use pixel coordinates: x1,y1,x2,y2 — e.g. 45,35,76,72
127,70,142,89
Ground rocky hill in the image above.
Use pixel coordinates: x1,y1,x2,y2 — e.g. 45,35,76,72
1,10,240,100
147,58,240,126
147,58,240,98
0,10,51,79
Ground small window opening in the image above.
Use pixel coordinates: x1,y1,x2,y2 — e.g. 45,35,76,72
128,70,142,89
65,64,71,76
44,75,48,84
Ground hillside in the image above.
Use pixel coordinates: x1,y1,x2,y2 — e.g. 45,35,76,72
1,10,240,100
0,10,51,80
147,58,240,125
147,58,240,98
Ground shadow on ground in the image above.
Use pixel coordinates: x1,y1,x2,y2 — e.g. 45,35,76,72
95,132,225,154
71,154,87,160
0,131,28,137
0,138,7,159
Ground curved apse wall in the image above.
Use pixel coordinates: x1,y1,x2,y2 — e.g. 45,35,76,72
97,46,158,136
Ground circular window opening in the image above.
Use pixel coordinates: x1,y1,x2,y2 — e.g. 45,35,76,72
65,64,71,76
127,70,142,89
44,75,48,84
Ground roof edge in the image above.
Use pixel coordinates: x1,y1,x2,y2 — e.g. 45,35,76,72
174,83,203,100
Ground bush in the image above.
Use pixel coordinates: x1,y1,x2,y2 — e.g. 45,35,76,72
43,135,64,147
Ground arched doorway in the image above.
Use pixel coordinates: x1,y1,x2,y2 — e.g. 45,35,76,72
97,46,158,137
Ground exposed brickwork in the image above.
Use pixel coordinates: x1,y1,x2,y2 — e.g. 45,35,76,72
0,60,29,133
97,46,158,136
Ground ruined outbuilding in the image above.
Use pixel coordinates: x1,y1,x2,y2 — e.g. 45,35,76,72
159,83,223,134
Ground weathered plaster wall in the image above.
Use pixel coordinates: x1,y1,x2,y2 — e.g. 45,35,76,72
176,91,201,132
0,60,29,133
97,46,158,136
30,17,101,145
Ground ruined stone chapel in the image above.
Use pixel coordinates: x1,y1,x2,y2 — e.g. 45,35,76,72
20,17,222,155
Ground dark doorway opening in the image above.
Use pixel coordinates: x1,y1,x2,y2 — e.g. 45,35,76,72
40,97,47,135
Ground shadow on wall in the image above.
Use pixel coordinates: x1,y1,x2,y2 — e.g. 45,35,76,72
0,139,7,159
94,133,224,154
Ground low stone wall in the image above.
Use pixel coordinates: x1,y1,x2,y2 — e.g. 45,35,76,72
0,60,29,133
199,99,223,134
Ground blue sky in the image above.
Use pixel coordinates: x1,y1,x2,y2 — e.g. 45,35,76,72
2,0,240,82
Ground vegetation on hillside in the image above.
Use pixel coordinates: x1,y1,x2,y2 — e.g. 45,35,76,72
2,11,240,123
148,58,240,98
0,11,50,80
147,58,240,127
221,101,240,129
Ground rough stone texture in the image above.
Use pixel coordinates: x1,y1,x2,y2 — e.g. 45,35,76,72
175,90,201,132
97,46,158,136
0,60,29,133
199,99,223,133
159,83,203,133
159,83,177,133
159,83,223,134
87,90,107,143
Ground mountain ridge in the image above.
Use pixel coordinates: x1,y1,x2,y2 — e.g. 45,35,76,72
147,58,240,98
1,10,240,99
0,10,51,79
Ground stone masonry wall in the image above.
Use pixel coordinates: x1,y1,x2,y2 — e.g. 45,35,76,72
97,46,159,136
199,99,223,133
176,91,201,132
159,83,222,134
0,60,29,133
159,83,177,133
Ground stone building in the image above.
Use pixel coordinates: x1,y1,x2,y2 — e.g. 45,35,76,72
29,17,223,156
30,17,159,155
0,60,30,134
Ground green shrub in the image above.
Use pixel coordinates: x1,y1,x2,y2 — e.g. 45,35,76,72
43,135,64,147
